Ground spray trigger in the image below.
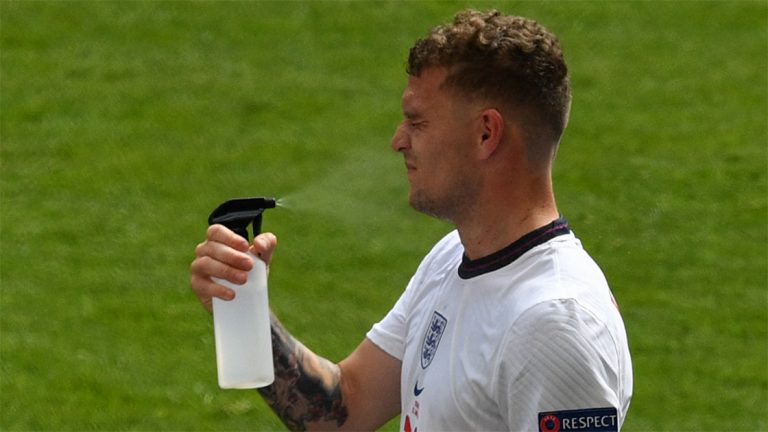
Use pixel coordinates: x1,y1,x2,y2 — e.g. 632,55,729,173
208,197,277,241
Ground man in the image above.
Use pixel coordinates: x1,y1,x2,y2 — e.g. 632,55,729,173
191,9,632,431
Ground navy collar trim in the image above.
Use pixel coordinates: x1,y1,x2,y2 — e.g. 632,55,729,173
458,217,571,279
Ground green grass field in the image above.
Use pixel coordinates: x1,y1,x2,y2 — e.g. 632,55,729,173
1,1,766,430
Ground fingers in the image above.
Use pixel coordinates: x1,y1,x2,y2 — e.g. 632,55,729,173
190,273,234,313
190,225,280,314
195,225,254,272
190,253,249,285
190,254,243,313
251,232,278,265
190,224,258,312
204,224,251,254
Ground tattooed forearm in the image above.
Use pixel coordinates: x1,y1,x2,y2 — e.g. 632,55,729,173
258,312,349,431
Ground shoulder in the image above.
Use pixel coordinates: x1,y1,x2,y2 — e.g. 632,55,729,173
493,298,632,426
503,232,615,314
495,299,618,375
497,234,626,370
411,230,462,280
508,298,614,346
493,300,610,396
489,233,627,387
427,229,462,260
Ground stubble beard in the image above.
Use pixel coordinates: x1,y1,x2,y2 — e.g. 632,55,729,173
408,171,482,224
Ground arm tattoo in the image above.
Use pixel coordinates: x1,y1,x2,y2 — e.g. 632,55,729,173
258,312,349,431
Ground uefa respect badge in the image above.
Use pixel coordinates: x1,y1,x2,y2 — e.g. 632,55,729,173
538,407,619,432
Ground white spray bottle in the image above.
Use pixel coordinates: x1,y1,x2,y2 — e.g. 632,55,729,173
207,197,276,389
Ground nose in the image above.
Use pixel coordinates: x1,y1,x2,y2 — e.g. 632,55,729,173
391,122,409,153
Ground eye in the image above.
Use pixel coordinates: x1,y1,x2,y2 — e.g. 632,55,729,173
409,120,426,130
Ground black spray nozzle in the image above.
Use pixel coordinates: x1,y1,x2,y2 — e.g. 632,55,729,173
208,197,277,241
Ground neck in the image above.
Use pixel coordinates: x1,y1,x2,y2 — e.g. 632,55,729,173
454,177,559,261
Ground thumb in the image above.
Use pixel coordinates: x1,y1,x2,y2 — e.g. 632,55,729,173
251,232,278,265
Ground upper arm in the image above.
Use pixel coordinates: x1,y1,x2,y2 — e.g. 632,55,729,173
334,338,402,431
497,299,624,430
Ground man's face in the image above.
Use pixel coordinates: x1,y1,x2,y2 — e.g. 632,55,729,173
391,67,482,222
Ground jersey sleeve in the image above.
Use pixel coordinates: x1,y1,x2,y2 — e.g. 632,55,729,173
495,298,627,431
365,275,414,361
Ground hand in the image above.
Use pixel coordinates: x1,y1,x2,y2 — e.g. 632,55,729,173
190,224,277,312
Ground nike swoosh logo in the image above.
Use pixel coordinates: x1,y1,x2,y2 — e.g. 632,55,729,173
414,381,424,396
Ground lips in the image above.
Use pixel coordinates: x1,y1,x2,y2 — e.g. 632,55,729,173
404,161,416,181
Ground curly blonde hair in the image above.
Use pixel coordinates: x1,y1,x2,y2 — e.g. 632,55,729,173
408,10,571,160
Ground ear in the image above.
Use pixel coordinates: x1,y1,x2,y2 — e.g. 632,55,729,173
477,108,504,160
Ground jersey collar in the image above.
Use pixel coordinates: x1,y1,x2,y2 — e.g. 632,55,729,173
458,217,571,279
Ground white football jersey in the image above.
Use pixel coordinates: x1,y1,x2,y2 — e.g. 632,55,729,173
367,219,633,431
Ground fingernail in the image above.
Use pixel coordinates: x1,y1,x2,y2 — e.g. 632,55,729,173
255,238,266,250
236,271,248,284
